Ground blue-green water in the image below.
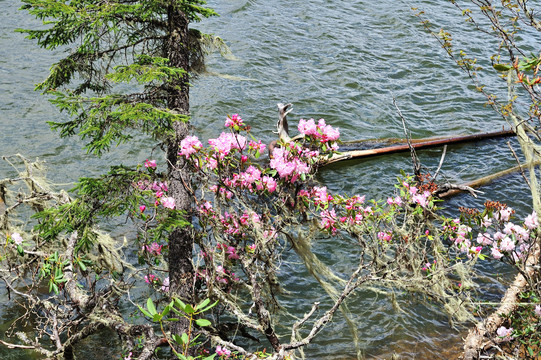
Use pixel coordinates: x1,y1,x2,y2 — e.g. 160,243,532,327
0,0,536,358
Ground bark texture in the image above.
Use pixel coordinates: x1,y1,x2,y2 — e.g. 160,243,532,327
165,2,195,350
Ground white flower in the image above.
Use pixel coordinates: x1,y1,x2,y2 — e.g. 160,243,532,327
11,233,23,245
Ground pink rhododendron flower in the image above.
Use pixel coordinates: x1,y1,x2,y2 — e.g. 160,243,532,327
205,155,218,170
161,197,176,209
139,205,146,213
216,345,231,357
481,215,493,227
11,233,23,245
225,113,243,128
208,132,247,159
496,326,513,341
297,118,340,144
476,232,492,246
525,211,539,230
491,247,504,259
145,242,163,256
144,159,157,169
144,274,157,284
226,246,239,260
496,207,513,222
269,147,310,182
499,236,515,252
161,277,169,292
179,135,202,158
320,209,337,233
535,305,541,317
262,175,277,193
124,352,133,360
298,118,318,136
312,186,333,205
248,140,266,153
377,231,392,242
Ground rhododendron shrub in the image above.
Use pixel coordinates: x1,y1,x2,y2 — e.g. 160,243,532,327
156,114,495,357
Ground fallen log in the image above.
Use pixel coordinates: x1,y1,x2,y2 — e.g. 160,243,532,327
320,129,516,166
436,164,528,198
461,240,540,360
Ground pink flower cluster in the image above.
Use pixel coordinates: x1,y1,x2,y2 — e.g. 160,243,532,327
224,166,277,193
216,345,231,358
377,231,392,242
248,139,266,154
161,277,169,292
143,242,163,256
448,209,538,261
179,135,203,158
270,143,319,183
320,209,337,234
217,243,240,260
225,113,243,129
136,179,168,192
404,183,431,208
496,326,513,341
144,274,158,284
144,159,157,169
298,118,340,145
214,265,240,284
208,132,247,159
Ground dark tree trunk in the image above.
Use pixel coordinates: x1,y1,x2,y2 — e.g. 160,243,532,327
165,3,194,353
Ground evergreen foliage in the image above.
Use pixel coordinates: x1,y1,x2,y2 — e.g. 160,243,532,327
18,0,216,155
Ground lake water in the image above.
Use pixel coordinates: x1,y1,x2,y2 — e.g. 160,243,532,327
0,0,536,358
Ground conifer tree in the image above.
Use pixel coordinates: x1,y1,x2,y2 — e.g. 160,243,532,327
19,0,216,352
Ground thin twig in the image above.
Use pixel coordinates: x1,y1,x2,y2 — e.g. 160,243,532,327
393,97,421,180
432,145,447,182
507,141,531,189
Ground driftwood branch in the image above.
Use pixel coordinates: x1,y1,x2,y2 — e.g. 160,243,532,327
319,130,516,166
394,97,421,179
432,145,447,182
462,240,541,359
276,103,292,142
507,141,531,189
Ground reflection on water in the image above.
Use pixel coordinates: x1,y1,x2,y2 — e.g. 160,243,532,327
0,0,533,358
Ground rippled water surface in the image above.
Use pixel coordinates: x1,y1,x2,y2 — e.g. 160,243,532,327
0,0,537,358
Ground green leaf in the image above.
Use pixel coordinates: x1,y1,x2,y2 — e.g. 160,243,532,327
172,334,182,345
78,259,86,271
196,298,210,311
147,298,157,316
174,298,187,312
493,63,511,71
181,333,189,345
195,318,211,327
138,305,152,319
162,301,173,318
184,304,195,314
199,300,219,313
202,354,217,360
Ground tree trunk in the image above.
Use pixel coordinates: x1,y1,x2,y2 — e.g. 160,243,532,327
166,3,194,353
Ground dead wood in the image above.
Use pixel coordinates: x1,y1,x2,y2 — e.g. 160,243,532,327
461,240,540,360
319,129,516,166
436,162,541,198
